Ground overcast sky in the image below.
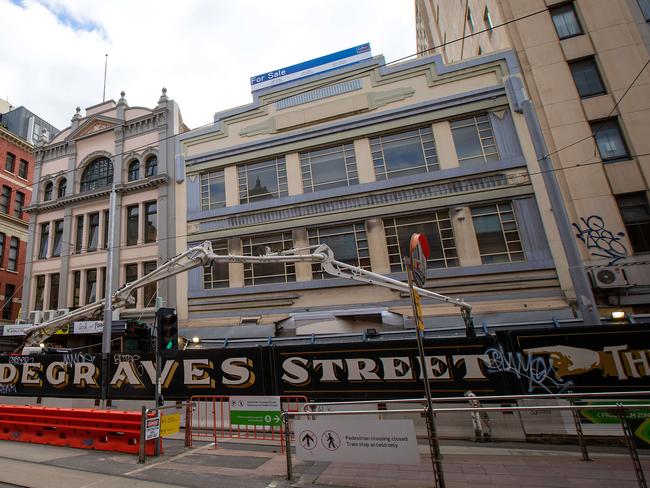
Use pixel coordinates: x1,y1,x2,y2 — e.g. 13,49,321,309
0,0,416,131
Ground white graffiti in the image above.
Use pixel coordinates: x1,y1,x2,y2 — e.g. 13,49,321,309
8,356,34,365
113,354,144,377
485,346,573,394
62,353,94,366
0,384,17,394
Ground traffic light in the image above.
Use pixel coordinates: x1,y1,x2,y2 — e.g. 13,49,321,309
156,307,178,356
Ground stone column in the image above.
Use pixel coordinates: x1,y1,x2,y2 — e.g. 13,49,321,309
366,218,390,274
432,121,460,170
228,238,244,288
285,153,303,196
292,228,312,281
450,206,482,267
354,138,376,183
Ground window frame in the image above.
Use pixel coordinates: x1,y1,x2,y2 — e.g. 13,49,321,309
203,240,230,289
450,113,500,167
18,159,28,179
370,126,440,180
87,212,99,252
34,275,45,310
57,178,67,198
7,237,18,271
242,232,296,286
0,186,10,214
128,160,140,182
43,182,53,201
80,157,113,192
0,233,5,267
52,219,64,257
38,222,49,259
75,215,84,253
569,57,606,99
144,201,157,244
616,192,650,253
200,170,226,211
300,143,359,193
13,191,24,219
308,223,370,279
238,157,288,204
49,273,60,310
143,261,158,307
591,118,631,163
126,205,139,246
145,155,157,177
471,202,525,264
484,6,494,32
85,268,97,304
72,270,81,308
124,263,138,308
5,152,15,173
550,2,583,40
637,0,650,21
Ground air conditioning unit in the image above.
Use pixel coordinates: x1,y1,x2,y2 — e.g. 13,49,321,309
56,309,69,317
28,310,43,324
591,267,628,289
42,310,57,322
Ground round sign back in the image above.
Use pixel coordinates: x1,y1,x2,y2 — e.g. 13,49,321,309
409,233,430,288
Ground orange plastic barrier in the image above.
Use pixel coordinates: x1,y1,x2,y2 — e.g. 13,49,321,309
0,405,159,455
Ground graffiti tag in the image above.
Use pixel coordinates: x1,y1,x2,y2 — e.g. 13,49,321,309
573,215,627,265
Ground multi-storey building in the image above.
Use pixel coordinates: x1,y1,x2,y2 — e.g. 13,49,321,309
416,0,650,314
0,105,59,146
22,90,187,346
0,126,32,324
177,47,582,340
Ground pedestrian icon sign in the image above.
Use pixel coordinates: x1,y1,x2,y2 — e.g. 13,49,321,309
299,430,317,450
322,430,340,450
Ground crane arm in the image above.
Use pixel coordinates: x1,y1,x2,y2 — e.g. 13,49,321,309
19,241,474,352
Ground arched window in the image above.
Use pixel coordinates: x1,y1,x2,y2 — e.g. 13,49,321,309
57,178,67,198
128,160,140,181
43,182,53,201
145,155,157,177
80,157,113,192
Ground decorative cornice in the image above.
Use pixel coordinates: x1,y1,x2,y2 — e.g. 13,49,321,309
25,174,169,213
0,127,33,152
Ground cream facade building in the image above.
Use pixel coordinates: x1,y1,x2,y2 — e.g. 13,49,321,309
23,90,187,338
178,48,582,339
416,0,650,314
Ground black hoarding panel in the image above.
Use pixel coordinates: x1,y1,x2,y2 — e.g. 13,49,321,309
271,336,510,401
497,325,650,394
106,348,268,400
0,353,101,398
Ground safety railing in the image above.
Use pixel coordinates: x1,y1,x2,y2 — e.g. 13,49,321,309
284,395,650,488
187,395,308,452
138,401,193,464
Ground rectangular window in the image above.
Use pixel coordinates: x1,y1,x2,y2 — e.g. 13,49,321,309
39,222,49,259
5,153,15,173
125,264,138,308
242,232,295,285
384,211,459,272
200,170,226,211
3,284,15,320
591,119,630,162
144,201,157,243
370,126,439,180
484,7,494,31
85,269,97,304
569,57,606,98
126,205,139,246
34,275,45,310
467,8,475,33
451,114,499,167
638,0,650,21
75,215,84,253
72,270,81,308
13,191,24,219
8,237,18,271
103,210,110,249
100,266,107,300
238,157,288,204
52,219,64,257
0,186,11,214
18,159,28,179
143,261,157,307
616,193,650,253
0,233,5,267
203,240,230,289
49,273,60,310
87,213,99,251
471,202,525,264
550,2,583,39
308,223,370,279
300,143,359,192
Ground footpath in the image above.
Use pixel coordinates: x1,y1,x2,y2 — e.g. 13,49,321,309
0,435,647,488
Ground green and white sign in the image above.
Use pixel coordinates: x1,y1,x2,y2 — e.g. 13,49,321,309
229,396,282,427
580,400,650,424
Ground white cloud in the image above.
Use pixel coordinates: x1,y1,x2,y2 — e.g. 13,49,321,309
0,0,415,131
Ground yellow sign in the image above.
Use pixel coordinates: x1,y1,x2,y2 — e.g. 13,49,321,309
160,413,181,437
54,324,70,335
413,290,425,331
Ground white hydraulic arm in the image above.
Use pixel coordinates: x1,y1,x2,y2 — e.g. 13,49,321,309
20,241,474,351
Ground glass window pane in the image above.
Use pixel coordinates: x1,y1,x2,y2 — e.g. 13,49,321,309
85,269,97,304
144,202,157,243
125,264,138,308
49,274,60,310
39,223,49,259
143,261,157,306
551,3,582,39
639,0,650,20
35,276,45,310
570,58,605,98
616,193,650,252
371,127,438,180
52,220,63,257
591,119,629,161
204,240,230,289
7,237,18,271
243,233,295,285
87,213,99,251
127,205,139,246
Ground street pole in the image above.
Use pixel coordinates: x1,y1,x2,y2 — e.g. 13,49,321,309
405,257,445,488
101,183,117,405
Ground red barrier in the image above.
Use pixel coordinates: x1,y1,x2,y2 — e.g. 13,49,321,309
0,405,159,455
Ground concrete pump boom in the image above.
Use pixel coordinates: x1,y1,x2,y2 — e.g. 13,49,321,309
19,241,474,351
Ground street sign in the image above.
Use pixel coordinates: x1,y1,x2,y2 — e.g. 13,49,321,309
409,233,429,288
580,401,650,424
145,415,160,441
294,418,420,465
160,413,181,437
229,396,282,427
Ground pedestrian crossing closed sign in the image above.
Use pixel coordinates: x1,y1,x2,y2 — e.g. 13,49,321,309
294,418,420,465
229,396,282,427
